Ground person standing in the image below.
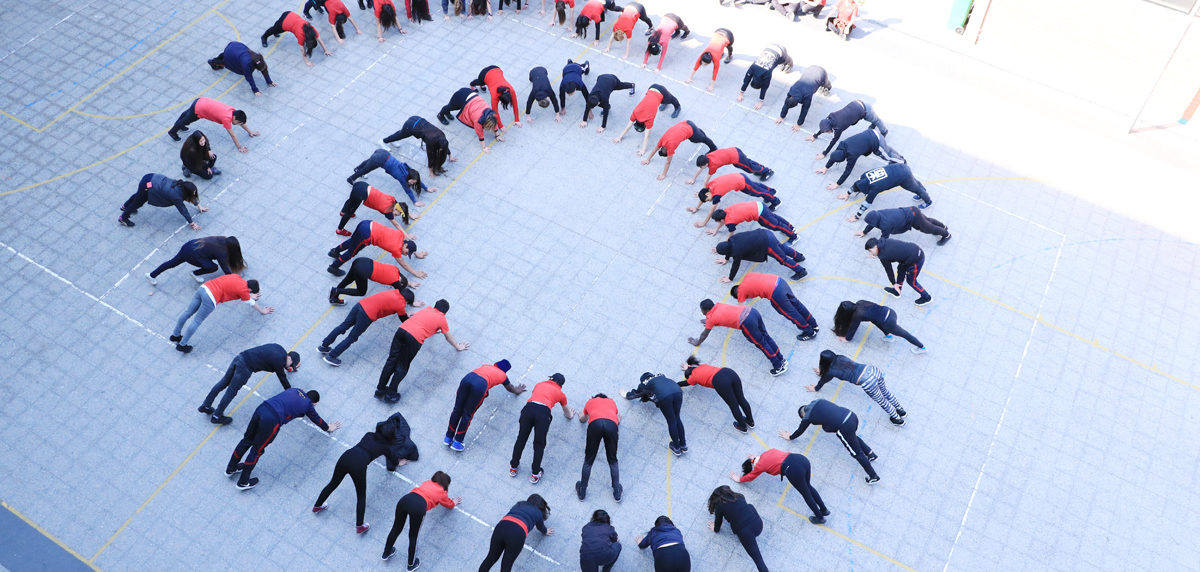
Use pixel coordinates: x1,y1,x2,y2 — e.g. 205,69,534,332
260,10,332,65
469,65,522,129
707,201,797,244
145,236,244,285
809,350,907,426
326,219,426,278
636,516,691,571
525,66,561,123
815,127,904,189
317,288,417,366
686,146,774,186
620,372,687,455
689,299,787,376
328,258,415,304
839,164,933,217
557,60,591,119
832,299,926,351
773,65,830,130
118,173,206,229
690,175,782,226
731,449,829,524
855,206,950,245
167,96,259,152
730,272,817,340
509,374,575,483
610,84,682,156
778,398,880,484
579,510,621,572
478,495,554,572
641,120,719,180
346,149,433,206
679,356,753,432
738,43,793,109
575,393,622,501
226,388,341,490
865,237,933,307
714,229,807,283
199,344,300,425
806,99,887,157
313,414,421,535
707,486,770,572
382,115,457,177
335,181,418,236
685,29,734,92
580,73,636,133
171,274,273,353
445,360,527,451
382,472,461,569
376,300,469,403
642,13,689,73
179,131,219,180
207,41,276,97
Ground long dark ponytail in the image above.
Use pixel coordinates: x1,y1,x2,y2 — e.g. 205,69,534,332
818,350,836,379
380,4,398,30
334,13,347,39
302,24,318,56
555,0,567,25
226,236,246,274
427,141,448,176
832,300,858,337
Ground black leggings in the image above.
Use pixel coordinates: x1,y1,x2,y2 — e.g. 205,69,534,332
150,241,220,278
383,115,429,144
510,403,553,473
581,419,620,490
385,492,428,566
314,447,371,526
835,413,879,479
338,182,371,230
261,12,292,47
716,28,735,56
654,544,691,572
685,120,719,153
910,210,949,238
378,329,423,392
876,308,923,348
711,369,753,428
470,65,500,88
663,13,689,38
623,2,653,31
478,520,526,572
735,518,769,572
648,83,682,115
168,100,201,135
782,455,827,517
438,87,476,122
334,257,376,297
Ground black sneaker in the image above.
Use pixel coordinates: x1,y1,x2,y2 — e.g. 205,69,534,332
198,405,214,414
761,169,774,181
374,389,388,400
821,507,830,516
327,248,341,258
226,463,244,477
437,114,450,125
323,355,342,367
733,422,748,434
182,166,192,178
809,515,826,525
170,335,183,343
767,201,779,212
670,106,681,119
669,443,682,456
629,84,636,96
867,452,879,462
384,392,401,404
796,253,806,262
178,126,189,133
176,344,193,354
937,233,952,246
575,481,586,500
914,296,932,307
261,38,269,48
723,54,732,64
680,444,688,453
118,217,135,227
797,331,817,341
897,408,907,418
613,484,623,502
236,478,259,490
211,168,222,176
211,415,233,425
346,176,356,185
168,131,181,142
770,361,788,376
382,547,396,561
407,558,420,571
327,265,346,277
790,269,808,281
884,287,901,298
317,345,332,355
329,287,345,305
889,417,905,426
207,59,221,70
746,419,755,428
865,476,880,485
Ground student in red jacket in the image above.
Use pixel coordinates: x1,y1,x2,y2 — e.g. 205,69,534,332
445,360,527,450
642,13,689,73
602,2,653,60
327,219,426,278
610,84,681,156
731,272,816,339
547,0,575,27
335,181,418,236
167,97,258,152
377,301,470,403
732,449,829,524
329,258,417,305
689,173,781,224
261,11,332,66
686,146,773,186
510,374,576,483
171,274,274,353
373,0,407,41
437,88,505,152
689,299,787,376
308,0,364,43
686,29,734,92
318,288,422,365
469,66,522,129
680,356,753,432
383,472,462,568
641,120,718,180
572,0,610,43
575,393,622,501
708,201,798,244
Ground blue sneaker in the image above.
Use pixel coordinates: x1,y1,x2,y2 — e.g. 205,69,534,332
443,436,453,447
450,441,465,452
918,201,933,210
882,334,894,342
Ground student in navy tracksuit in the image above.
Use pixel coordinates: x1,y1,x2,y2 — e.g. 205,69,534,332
207,41,276,96
579,509,622,572
444,360,526,450
714,229,807,282
636,516,691,571
689,300,787,376
738,43,793,109
779,398,879,484
227,388,341,490
866,237,932,306
707,486,770,572
816,128,904,189
810,349,907,425
832,299,925,351
346,149,432,205
200,344,301,424
840,164,933,217
146,235,244,285
807,99,887,157
857,206,951,245
730,271,817,340
621,373,687,455
479,495,552,572
118,174,206,229
775,65,830,129
525,66,561,122
557,60,591,117
581,74,636,132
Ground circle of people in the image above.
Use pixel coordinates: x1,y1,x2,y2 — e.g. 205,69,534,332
117,0,947,570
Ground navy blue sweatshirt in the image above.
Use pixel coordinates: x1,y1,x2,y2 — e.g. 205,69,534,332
826,129,882,185
716,229,772,280
740,44,791,101
818,100,867,155
841,300,889,341
790,398,852,439
580,522,619,558
584,74,626,128
559,62,591,109
852,163,913,199
780,66,827,126
503,501,548,534
861,207,916,238
238,343,291,389
713,496,762,535
184,236,234,275
264,388,329,430
526,66,561,114
348,431,404,471
815,355,868,391
638,522,685,554
876,238,923,285
624,374,682,404
146,173,195,224
222,42,272,94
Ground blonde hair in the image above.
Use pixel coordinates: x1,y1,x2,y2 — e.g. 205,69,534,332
613,29,626,42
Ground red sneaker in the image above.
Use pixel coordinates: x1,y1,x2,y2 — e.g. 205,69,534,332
335,229,352,237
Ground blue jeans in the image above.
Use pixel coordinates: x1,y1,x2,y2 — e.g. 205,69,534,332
173,288,216,345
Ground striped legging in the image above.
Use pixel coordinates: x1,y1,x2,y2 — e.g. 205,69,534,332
855,365,903,419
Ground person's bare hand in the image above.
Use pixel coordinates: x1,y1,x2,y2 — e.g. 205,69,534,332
414,270,429,279
753,101,763,110
736,93,745,102
596,126,605,134
837,336,848,342
454,496,464,505
570,32,578,38
805,384,818,392
655,173,665,180
307,60,315,67
686,205,699,213
413,299,426,307
513,383,527,393
685,78,693,84
486,15,493,20
718,276,731,283
728,471,741,482
636,148,646,157
337,38,345,44
579,121,588,129
825,183,838,190
853,230,865,237
653,68,660,75
815,167,827,174
496,135,506,142
260,306,275,314
238,146,249,154
539,9,545,15
378,36,386,43
777,430,792,440
836,193,849,201
640,158,651,166
356,29,362,35
514,121,523,128
706,85,714,93
449,155,458,162
804,135,816,142
323,50,332,56
198,206,210,213
456,342,470,351
189,222,202,230
603,47,611,53
326,421,343,432
395,459,410,467
693,220,706,228
635,534,644,545
713,258,727,265
812,367,821,375
554,114,562,123
814,153,825,160
255,91,263,97
705,228,718,236
545,527,555,536
268,82,278,87
684,178,696,185
707,521,716,531
483,146,492,154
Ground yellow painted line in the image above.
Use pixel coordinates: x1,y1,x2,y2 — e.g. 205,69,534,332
213,10,240,42
1,500,105,572
777,502,919,572
749,430,768,450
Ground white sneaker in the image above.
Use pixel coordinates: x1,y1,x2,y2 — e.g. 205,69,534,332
379,139,389,150
882,334,894,343
193,273,205,283
145,272,157,286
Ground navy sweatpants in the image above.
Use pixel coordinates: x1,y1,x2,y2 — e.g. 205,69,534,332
765,234,804,274
782,454,828,517
738,308,783,369
446,372,489,442
228,404,282,485
897,252,928,297
732,148,770,178
756,209,796,241
331,219,373,267
322,303,374,359
769,280,815,334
